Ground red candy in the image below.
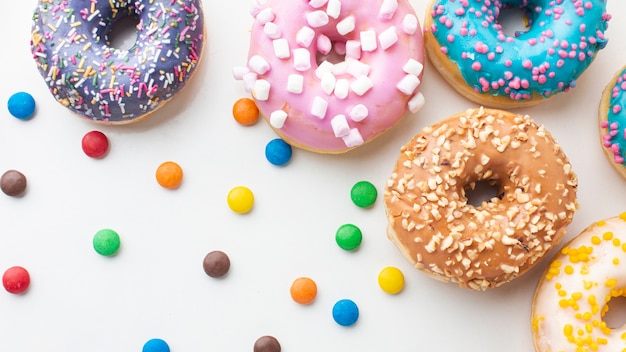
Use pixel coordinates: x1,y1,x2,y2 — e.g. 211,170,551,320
2,266,30,294
82,130,109,158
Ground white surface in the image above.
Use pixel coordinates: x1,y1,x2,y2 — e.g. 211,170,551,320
1,1,626,351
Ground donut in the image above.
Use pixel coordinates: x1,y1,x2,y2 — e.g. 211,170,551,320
383,107,578,290
234,0,426,154
532,214,626,351
30,0,205,124
423,0,611,108
599,65,626,179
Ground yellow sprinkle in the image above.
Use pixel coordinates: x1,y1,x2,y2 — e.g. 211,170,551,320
78,58,85,69
558,289,567,297
564,323,574,336
614,258,620,265
591,236,601,245
619,212,626,221
83,65,92,78
109,75,116,89
70,22,81,28
565,265,574,275
582,312,592,321
613,238,621,246
83,42,92,51
597,220,607,226
605,278,617,288
603,231,614,241
583,280,594,290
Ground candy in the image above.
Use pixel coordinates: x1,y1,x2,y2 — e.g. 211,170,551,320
155,161,183,189
378,266,405,294
335,224,362,251
203,251,231,278
2,266,30,294
93,229,121,256
350,181,377,208
1,170,27,197
142,338,170,352
265,139,293,166
227,186,255,214
233,98,260,126
253,335,281,352
290,277,317,304
81,131,110,158
332,299,359,326
7,92,35,120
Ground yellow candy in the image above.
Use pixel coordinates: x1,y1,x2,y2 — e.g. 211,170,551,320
378,266,405,294
227,186,254,214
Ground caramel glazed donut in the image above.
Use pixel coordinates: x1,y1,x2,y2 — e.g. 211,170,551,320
30,0,205,124
383,108,578,290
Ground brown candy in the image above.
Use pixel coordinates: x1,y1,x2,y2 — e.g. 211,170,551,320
202,251,230,278
1,170,27,197
253,335,281,352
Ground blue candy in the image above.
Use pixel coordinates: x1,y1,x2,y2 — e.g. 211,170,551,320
8,92,36,120
142,338,170,352
265,138,293,166
332,299,359,327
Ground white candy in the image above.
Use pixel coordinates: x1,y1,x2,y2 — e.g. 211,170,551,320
317,34,332,55
287,74,304,94
315,61,334,79
360,30,377,52
273,38,290,59
311,96,328,119
256,8,275,24
378,26,398,50
396,74,420,95
334,79,349,99
332,60,348,76
342,128,364,147
326,0,341,19
408,92,425,113
351,76,373,96
349,104,369,122
264,22,281,39
306,10,329,27
232,66,250,80
308,0,328,8
331,114,350,137
403,58,424,76
242,72,258,92
345,40,361,59
346,59,370,78
248,55,271,74
336,15,355,35
379,0,398,20
402,14,418,34
296,26,315,47
320,72,336,95
292,48,312,71
270,110,288,128
253,79,271,100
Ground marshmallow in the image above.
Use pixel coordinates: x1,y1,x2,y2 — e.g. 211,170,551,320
345,40,361,59
296,26,315,47
334,79,349,99
248,55,271,74
293,48,312,71
351,75,373,96
306,10,329,28
408,92,426,113
402,14,418,34
256,8,275,24
287,74,304,94
349,104,369,122
308,0,328,8
321,72,336,95
317,34,332,55
346,59,371,78
270,110,288,128
396,74,420,95
403,58,424,76
360,30,377,52
331,114,351,137
379,0,398,20
342,128,364,147
315,61,334,79
326,0,341,19
232,66,250,80
336,15,355,35
264,22,281,39
273,38,291,59
379,26,398,50
311,96,328,118
252,79,271,100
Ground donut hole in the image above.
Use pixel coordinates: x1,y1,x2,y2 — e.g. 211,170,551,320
107,15,140,51
603,295,626,329
463,180,501,207
316,41,347,66
498,6,530,37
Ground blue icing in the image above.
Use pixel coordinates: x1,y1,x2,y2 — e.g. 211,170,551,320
428,0,610,102
603,67,626,166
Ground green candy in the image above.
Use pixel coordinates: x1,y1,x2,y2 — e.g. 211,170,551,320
93,228,121,256
350,181,377,208
336,224,362,251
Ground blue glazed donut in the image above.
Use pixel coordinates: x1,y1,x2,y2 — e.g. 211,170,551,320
424,0,611,108
31,0,205,124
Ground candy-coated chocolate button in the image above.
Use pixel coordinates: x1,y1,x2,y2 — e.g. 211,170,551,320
290,277,317,304
227,186,254,214
350,181,377,208
335,224,362,251
232,97,259,126
155,161,183,189
265,138,292,166
1,170,27,197
203,251,230,278
142,338,170,352
2,266,30,294
332,299,359,326
82,131,109,158
8,92,36,119
253,335,281,352
93,229,121,256
378,266,405,294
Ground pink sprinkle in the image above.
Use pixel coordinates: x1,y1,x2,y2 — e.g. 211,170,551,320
471,62,482,71
614,105,622,114
522,60,532,69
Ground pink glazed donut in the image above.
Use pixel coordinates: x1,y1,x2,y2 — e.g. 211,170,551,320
234,0,426,153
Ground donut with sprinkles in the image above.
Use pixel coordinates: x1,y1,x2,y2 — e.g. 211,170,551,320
234,0,426,154
424,0,611,108
599,65,626,179
30,0,205,124
532,214,626,351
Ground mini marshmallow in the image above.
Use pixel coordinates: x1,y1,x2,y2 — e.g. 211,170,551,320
342,128,364,148
408,92,425,113
264,22,281,39
287,74,304,94
402,14,418,34
379,0,398,20
334,79,349,99
317,34,332,55
379,26,398,50
403,58,424,76
326,0,341,19
296,26,315,47
332,60,348,76
306,10,329,28
311,96,328,119
345,40,361,59
320,72,336,95
308,0,328,8
273,38,291,59
232,66,250,80
331,115,351,137
256,8,275,24
293,48,312,71
253,79,271,100
315,60,334,79
336,15,355,35
248,55,271,74
351,75,373,96
396,74,420,95
349,104,369,122
270,110,288,128
242,72,258,92
346,59,371,78
360,30,377,52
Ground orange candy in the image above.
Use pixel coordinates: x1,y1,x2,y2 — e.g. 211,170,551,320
290,277,317,305
232,98,259,126
155,161,183,189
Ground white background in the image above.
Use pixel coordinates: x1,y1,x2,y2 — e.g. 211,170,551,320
1,1,625,351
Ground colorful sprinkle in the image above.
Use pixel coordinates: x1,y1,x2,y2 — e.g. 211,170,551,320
265,138,293,166
227,186,255,214
155,161,183,189
2,266,30,294
290,277,317,305
335,224,363,251
81,131,109,158
332,299,359,326
350,181,377,208
92,229,121,256
378,266,405,294
7,92,36,120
